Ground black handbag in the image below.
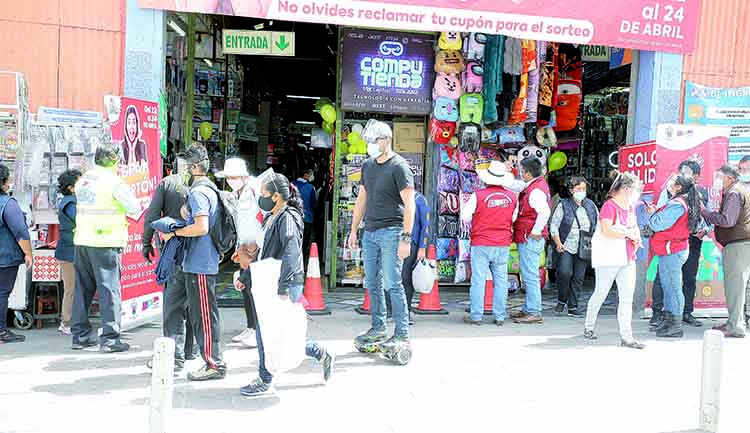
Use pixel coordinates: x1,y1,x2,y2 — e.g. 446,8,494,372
574,211,594,261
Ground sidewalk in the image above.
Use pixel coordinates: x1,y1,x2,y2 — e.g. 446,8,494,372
1,291,748,433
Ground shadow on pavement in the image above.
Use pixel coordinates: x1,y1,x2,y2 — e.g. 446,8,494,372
31,372,150,396
44,355,152,372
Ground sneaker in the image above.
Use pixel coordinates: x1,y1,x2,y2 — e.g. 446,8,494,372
355,328,388,344
513,314,543,324
232,328,254,343
240,377,275,397
568,309,584,319
320,349,335,382
510,310,528,320
58,323,72,336
583,329,598,340
621,340,646,350
0,330,25,344
493,319,504,326
188,365,226,381
381,335,409,351
146,359,185,372
100,341,130,353
72,337,98,350
240,331,258,348
463,315,481,326
683,314,703,327
553,303,566,315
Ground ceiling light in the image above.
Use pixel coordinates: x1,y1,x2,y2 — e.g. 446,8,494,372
204,59,213,67
296,121,316,125
168,20,186,37
286,95,324,100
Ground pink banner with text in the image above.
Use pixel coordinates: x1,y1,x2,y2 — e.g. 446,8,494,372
140,0,700,53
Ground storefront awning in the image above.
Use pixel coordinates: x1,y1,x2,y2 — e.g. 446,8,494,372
140,0,700,54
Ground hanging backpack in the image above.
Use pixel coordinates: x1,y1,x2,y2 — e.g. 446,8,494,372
438,32,463,51
459,93,484,124
430,118,457,145
433,73,462,100
459,123,481,153
434,97,459,122
462,61,484,93
190,178,239,260
464,33,487,61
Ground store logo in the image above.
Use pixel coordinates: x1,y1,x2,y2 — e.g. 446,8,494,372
361,41,424,90
379,41,404,57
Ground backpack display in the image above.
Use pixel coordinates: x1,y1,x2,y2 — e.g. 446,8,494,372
433,73,462,100
191,178,238,260
460,93,484,124
434,96,459,122
462,61,484,93
438,32,463,51
430,118,457,145
438,215,459,238
438,191,460,215
435,50,465,75
459,123,481,153
464,33,487,61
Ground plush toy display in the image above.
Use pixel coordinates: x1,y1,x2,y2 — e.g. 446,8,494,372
462,61,484,93
433,73,462,100
438,32,463,51
554,80,582,132
430,118,457,144
435,50,466,75
459,93,483,124
518,144,547,167
464,33,487,61
434,96,460,122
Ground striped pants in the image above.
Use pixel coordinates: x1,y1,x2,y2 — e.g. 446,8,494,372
186,273,225,371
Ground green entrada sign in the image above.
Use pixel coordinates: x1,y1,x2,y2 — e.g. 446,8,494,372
223,30,295,56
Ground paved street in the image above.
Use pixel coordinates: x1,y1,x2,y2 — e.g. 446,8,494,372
1,291,748,433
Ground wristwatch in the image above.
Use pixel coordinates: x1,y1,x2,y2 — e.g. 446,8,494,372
400,232,412,243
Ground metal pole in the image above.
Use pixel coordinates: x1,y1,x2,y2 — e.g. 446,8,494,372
149,337,176,433
699,330,724,433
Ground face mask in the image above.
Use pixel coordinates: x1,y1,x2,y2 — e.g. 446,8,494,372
258,195,276,212
740,174,750,183
573,191,586,202
227,178,244,191
367,141,382,158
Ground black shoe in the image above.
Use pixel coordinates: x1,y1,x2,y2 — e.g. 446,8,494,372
649,311,663,330
567,309,584,319
463,315,482,326
72,338,98,350
683,313,703,327
554,303,566,315
100,341,130,353
653,312,671,334
146,359,184,372
0,330,26,343
656,313,684,338
240,377,275,397
409,312,414,326
493,319,504,326
320,349,335,382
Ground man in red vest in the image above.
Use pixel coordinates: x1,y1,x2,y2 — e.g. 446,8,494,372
510,157,551,324
462,160,518,325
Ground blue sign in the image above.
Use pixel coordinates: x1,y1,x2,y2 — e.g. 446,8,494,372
341,29,435,115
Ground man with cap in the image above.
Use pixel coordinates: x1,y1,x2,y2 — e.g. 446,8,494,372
71,145,143,353
348,120,416,350
143,153,197,369
462,160,519,325
217,158,262,349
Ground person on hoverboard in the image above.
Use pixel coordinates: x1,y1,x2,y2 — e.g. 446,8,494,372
347,120,416,351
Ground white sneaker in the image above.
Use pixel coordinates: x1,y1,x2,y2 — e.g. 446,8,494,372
240,331,257,348
232,328,253,343
58,323,71,336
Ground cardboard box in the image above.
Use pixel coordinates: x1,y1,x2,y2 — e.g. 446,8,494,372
393,121,425,153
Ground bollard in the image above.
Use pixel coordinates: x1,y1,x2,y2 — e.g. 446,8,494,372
699,330,724,433
149,337,176,433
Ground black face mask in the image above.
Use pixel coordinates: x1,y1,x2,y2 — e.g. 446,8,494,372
258,195,276,212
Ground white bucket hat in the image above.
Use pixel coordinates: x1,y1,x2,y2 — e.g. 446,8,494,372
476,159,514,187
216,157,249,178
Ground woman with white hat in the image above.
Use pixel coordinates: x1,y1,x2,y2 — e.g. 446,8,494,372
217,158,263,348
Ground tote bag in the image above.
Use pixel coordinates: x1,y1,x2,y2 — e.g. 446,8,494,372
590,210,629,269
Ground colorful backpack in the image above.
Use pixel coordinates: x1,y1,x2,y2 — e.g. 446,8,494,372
459,123,481,153
440,145,459,169
436,238,458,260
438,32,463,51
457,239,472,261
458,150,477,171
459,93,483,124
439,191,460,215
464,33,487,61
437,260,456,282
435,50,465,75
496,125,525,146
460,170,481,194
438,215,459,238
439,167,459,192
430,118,457,145
433,73,462,100
454,260,471,284
434,97,459,122
554,80,582,132
462,61,484,93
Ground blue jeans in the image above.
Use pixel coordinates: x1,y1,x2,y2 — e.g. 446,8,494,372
363,227,409,338
658,250,689,317
469,246,510,321
255,284,323,384
518,238,545,316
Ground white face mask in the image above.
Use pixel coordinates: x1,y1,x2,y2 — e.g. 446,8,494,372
227,178,245,191
367,141,382,158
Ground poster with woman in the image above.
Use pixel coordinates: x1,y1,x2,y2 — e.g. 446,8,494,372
107,96,163,330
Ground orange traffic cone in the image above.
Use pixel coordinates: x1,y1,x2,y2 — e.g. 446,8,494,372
355,289,371,315
413,245,449,316
303,243,330,315
483,272,494,315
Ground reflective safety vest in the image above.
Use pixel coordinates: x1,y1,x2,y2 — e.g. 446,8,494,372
73,166,129,248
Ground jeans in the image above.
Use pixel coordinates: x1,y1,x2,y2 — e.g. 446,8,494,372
256,284,324,384
386,241,418,314
72,246,122,346
651,236,702,315
518,237,545,316
556,251,587,312
0,265,20,334
363,227,408,338
469,246,510,321
658,250,689,317
585,263,636,342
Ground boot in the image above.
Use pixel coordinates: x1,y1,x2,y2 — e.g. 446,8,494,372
652,312,670,334
649,310,663,330
656,313,684,338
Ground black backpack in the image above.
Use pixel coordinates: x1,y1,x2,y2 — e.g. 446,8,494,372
190,178,238,259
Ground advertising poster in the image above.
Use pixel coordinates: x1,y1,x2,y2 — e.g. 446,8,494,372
618,141,656,194
340,29,435,115
140,0,700,54
107,96,163,330
684,81,750,165
648,124,731,315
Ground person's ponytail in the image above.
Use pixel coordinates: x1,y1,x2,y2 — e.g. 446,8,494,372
287,183,304,214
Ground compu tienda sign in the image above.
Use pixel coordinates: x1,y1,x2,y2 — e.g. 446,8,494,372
223,30,295,56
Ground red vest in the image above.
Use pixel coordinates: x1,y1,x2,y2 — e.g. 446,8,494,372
471,186,517,247
513,177,551,243
651,196,690,256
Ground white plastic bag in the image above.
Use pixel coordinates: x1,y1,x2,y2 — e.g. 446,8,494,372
250,258,307,374
8,264,28,310
412,259,436,294
591,225,628,269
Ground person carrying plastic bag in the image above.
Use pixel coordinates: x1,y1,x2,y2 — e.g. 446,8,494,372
235,169,334,397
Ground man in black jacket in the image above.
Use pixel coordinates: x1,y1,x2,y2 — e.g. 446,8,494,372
143,158,196,370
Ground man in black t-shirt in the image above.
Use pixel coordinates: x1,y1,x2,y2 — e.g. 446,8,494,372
348,120,416,348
